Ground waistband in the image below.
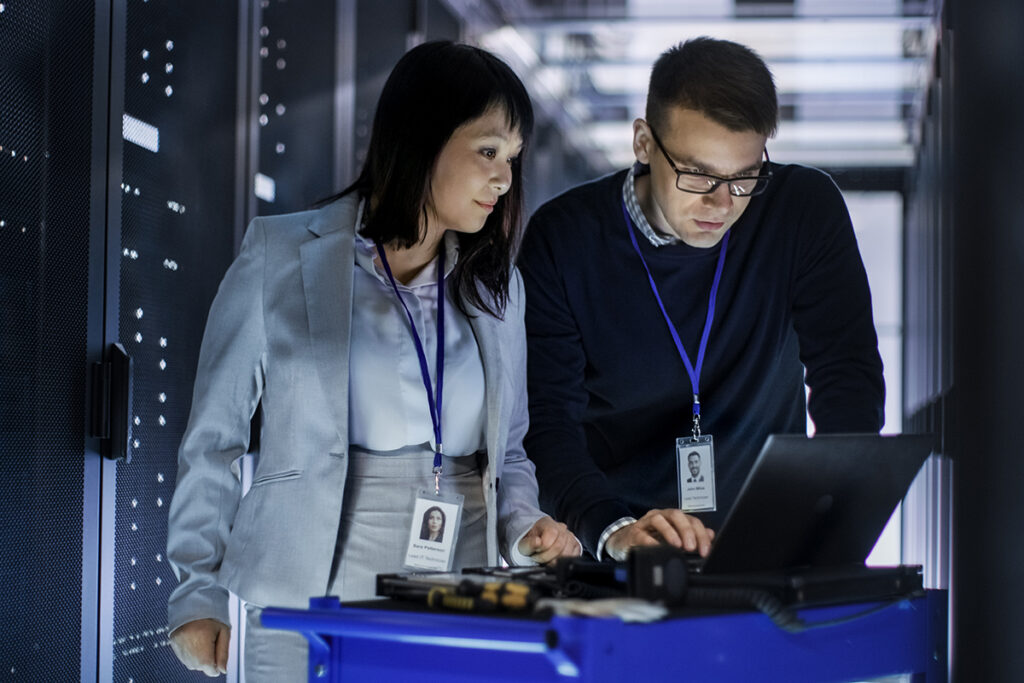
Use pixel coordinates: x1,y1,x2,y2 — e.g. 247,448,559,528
347,445,485,477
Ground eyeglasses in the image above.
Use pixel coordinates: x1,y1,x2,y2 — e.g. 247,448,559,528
648,125,772,197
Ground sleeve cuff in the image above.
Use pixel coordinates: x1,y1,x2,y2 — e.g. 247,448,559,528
507,528,584,566
507,528,537,566
596,516,637,562
166,585,231,635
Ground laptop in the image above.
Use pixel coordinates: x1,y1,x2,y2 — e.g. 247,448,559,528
377,433,935,610
625,432,936,609
694,432,934,576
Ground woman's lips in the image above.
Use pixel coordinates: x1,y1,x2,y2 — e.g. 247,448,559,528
476,201,495,212
694,220,724,231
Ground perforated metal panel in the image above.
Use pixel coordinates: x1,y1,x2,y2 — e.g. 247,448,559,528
0,1,95,680
111,2,240,680
354,0,414,172
350,0,461,182
253,0,339,214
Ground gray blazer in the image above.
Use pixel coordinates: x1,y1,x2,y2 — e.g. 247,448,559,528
166,195,544,633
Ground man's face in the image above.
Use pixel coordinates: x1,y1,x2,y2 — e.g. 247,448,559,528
688,453,701,477
632,106,767,248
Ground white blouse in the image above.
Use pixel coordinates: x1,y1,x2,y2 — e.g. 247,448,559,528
347,215,487,456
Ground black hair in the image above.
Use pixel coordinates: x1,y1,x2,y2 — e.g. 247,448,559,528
334,41,534,318
420,506,446,542
646,37,777,137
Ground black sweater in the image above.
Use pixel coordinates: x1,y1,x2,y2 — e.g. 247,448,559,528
519,165,885,555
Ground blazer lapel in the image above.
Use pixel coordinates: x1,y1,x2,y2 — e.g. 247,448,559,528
468,301,505,460
300,197,358,446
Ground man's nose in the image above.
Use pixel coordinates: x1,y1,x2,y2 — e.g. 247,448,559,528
702,182,734,209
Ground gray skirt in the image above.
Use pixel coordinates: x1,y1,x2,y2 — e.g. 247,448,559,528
243,446,487,682
328,446,489,599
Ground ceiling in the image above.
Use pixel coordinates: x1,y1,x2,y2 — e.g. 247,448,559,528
449,0,938,174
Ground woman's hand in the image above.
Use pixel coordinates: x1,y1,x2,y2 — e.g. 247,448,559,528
169,618,231,677
518,516,582,564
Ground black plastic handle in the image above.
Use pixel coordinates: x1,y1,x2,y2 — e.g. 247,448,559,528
90,343,134,462
106,343,134,462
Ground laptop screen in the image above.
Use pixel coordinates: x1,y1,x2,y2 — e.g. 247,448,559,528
699,433,933,575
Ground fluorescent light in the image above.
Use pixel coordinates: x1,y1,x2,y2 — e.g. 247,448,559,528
627,0,732,18
597,144,913,169
772,61,926,93
254,173,276,202
775,120,907,146
587,60,923,95
521,19,927,61
478,26,539,70
767,146,914,166
582,119,912,170
122,114,159,153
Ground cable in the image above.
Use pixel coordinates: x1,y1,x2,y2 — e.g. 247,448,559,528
684,587,920,634
773,593,922,633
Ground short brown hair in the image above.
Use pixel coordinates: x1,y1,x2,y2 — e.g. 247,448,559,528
646,37,778,137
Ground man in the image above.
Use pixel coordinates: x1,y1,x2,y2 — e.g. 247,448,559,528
686,452,703,483
518,37,884,562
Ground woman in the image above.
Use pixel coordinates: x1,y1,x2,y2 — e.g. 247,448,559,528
166,41,580,679
420,506,446,542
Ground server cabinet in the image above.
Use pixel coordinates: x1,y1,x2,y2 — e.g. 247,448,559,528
104,2,245,681
353,0,462,171
0,0,470,679
251,0,344,216
0,1,108,680
0,0,360,677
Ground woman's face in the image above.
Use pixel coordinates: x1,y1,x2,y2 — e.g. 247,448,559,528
425,106,523,236
428,510,443,533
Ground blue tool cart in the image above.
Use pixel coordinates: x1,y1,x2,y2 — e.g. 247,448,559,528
261,590,948,682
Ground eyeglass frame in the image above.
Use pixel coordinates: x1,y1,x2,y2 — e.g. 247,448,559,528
647,124,773,197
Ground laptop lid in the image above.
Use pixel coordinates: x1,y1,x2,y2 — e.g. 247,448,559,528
698,433,933,575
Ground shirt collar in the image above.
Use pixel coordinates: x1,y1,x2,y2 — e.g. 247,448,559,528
353,198,459,287
622,162,681,247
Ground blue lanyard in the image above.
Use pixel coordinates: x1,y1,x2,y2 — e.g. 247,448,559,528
621,201,729,437
375,242,446,489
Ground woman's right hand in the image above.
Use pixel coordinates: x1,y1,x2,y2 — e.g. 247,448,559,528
169,618,231,677
518,516,582,564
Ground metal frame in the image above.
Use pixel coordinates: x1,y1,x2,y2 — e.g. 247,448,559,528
94,0,128,680
82,0,116,679
333,0,357,191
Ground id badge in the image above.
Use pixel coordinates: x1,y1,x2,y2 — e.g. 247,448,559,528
677,434,716,512
404,487,464,571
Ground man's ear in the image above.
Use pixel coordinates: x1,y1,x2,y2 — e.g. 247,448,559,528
632,119,652,165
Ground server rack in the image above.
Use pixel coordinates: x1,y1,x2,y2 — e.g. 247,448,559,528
0,1,465,679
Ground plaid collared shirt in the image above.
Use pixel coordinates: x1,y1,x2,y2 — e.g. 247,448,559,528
621,162,680,247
